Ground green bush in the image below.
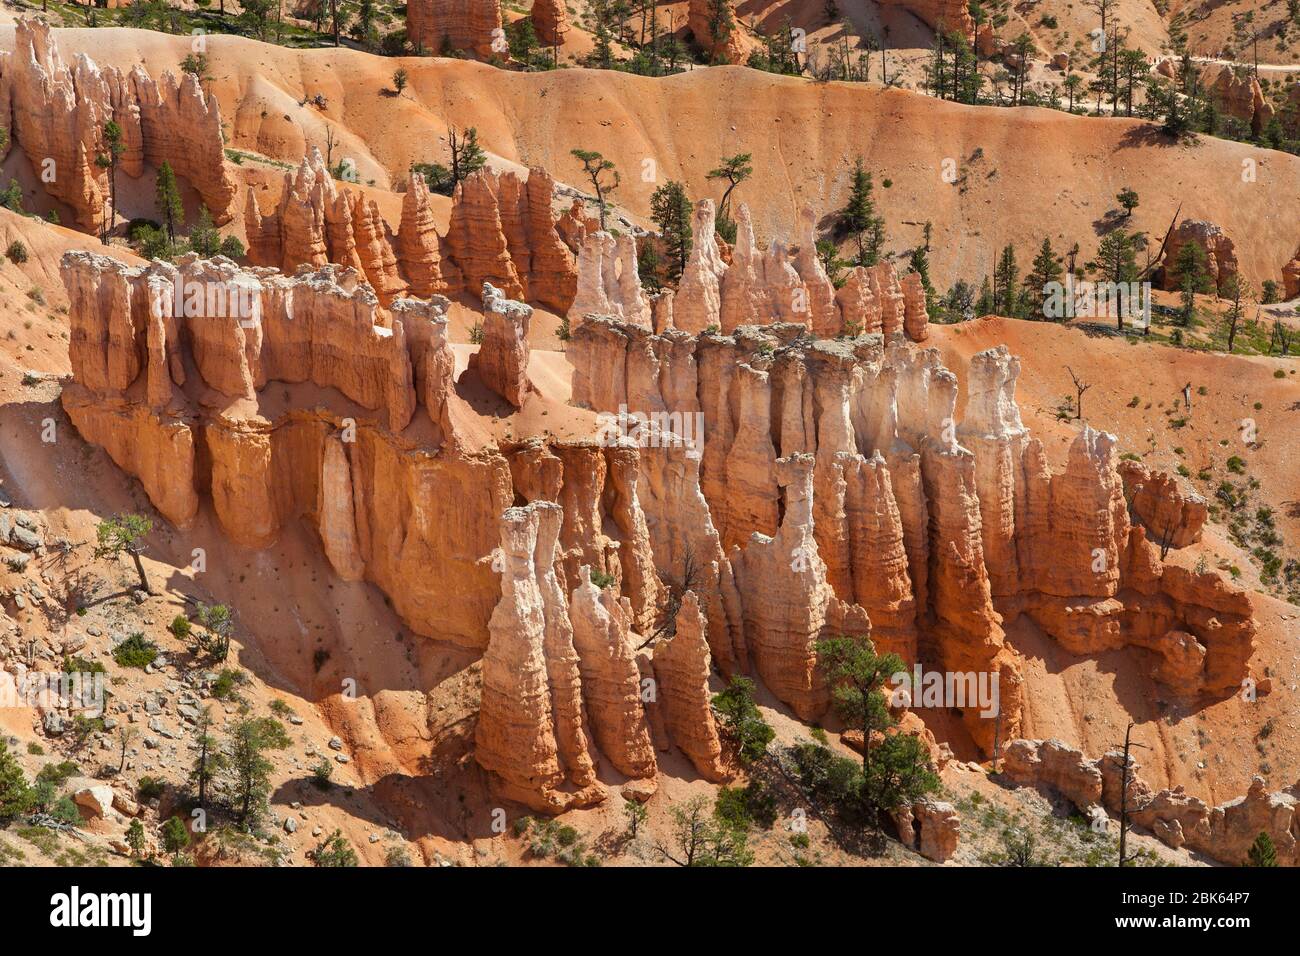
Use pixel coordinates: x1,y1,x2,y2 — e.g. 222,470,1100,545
5,240,27,264
136,776,165,802
0,740,34,823
211,668,243,700
112,632,158,669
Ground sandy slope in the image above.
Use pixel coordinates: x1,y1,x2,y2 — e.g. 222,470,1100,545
931,316,1300,801
4,26,1298,294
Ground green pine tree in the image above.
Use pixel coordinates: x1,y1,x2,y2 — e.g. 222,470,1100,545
650,181,693,282
0,739,33,824
1247,831,1278,867
1023,238,1064,320
840,157,884,266
155,161,183,246
993,245,1020,317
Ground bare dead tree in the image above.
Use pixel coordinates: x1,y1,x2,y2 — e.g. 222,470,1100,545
1158,516,1175,560
1109,723,1150,867
636,544,699,651
1066,366,1093,421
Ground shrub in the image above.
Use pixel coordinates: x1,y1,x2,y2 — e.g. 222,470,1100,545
1227,456,1247,474
0,740,34,823
311,829,359,867
711,676,775,766
311,758,334,790
1247,831,1278,867
50,795,82,826
210,668,243,700
161,816,190,859
36,761,79,788
5,240,27,264
112,632,158,669
136,776,165,802
169,615,192,640
385,845,413,866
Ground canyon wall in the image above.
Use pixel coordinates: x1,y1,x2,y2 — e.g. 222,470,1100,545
246,156,577,311
0,18,236,233
569,200,931,343
61,236,1257,806
1005,738,1299,867
570,319,1257,750
876,0,975,36
407,0,505,60
59,250,741,810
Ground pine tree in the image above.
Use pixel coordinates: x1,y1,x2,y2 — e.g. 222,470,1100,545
161,816,190,862
223,717,291,825
1093,230,1139,284
1023,238,1064,320
1116,187,1139,218
189,206,222,258
993,245,1020,317
1172,240,1211,327
571,148,620,230
908,245,936,311
839,157,884,266
155,161,183,246
975,276,995,317
190,706,226,811
1247,831,1278,866
98,120,125,240
126,818,146,857
706,153,753,242
1221,274,1249,353
650,181,693,282
0,739,33,824
817,637,939,834
448,127,487,187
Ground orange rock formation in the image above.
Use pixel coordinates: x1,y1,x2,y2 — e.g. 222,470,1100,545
248,159,577,311
407,0,505,60
0,18,236,234
1005,738,1300,867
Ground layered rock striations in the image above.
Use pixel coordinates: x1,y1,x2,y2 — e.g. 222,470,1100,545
247,158,578,311
62,237,1261,807
620,200,930,342
0,18,236,234
1119,459,1207,549
570,231,652,329
569,567,658,784
530,0,569,47
651,591,727,780
58,251,664,656
407,0,505,59
470,281,533,408
1159,220,1239,295
1005,739,1300,866
570,320,1258,748
476,503,603,811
